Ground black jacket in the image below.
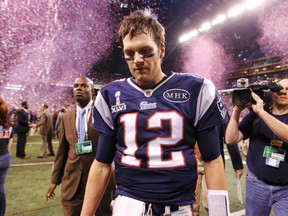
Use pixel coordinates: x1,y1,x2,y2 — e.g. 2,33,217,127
15,109,30,134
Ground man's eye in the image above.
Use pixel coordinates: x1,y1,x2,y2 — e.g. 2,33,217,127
142,53,154,58
125,56,134,61
140,47,153,55
124,52,134,61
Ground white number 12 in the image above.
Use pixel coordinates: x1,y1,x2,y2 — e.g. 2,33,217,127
120,111,186,169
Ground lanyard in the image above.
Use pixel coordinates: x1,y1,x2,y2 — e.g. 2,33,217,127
76,108,91,142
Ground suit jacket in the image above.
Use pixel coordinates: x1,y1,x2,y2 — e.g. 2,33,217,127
51,104,114,215
15,108,29,134
36,110,52,136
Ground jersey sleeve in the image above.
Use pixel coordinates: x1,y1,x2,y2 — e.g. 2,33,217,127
92,92,115,133
195,78,228,131
96,133,117,163
194,78,228,161
93,92,117,163
197,126,221,161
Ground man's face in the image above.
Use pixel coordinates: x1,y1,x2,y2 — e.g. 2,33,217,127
23,102,29,110
40,105,46,111
274,79,288,106
122,33,165,88
73,77,93,105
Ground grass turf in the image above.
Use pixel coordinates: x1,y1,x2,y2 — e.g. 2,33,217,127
5,133,253,216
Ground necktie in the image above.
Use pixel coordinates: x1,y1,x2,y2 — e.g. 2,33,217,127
79,109,86,142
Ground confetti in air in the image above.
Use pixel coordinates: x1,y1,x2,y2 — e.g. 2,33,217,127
0,0,116,110
181,34,235,90
257,0,288,65
0,0,169,111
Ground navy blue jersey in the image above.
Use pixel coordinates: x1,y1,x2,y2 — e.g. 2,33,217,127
0,125,13,156
93,72,227,205
240,112,288,185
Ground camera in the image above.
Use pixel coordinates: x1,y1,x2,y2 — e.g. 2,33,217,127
232,78,282,108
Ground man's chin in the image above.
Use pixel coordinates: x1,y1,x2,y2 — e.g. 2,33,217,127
75,97,84,103
135,73,150,81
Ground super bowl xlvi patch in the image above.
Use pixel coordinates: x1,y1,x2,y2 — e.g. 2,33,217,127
111,91,127,113
217,99,227,119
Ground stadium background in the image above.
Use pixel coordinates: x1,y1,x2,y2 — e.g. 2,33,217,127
1,0,287,215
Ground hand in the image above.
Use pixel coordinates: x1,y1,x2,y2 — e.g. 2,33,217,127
251,92,265,116
234,169,244,179
46,183,57,201
29,123,36,128
233,104,247,114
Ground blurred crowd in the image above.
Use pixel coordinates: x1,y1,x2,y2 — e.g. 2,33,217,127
9,103,70,140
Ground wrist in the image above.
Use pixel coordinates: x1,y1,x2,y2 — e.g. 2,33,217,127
232,107,242,119
257,109,267,119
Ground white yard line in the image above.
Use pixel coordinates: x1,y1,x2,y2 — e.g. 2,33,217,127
11,162,53,167
25,141,58,145
230,209,245,216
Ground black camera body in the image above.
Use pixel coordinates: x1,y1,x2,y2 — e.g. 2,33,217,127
232,78,282,107
232,88,252,106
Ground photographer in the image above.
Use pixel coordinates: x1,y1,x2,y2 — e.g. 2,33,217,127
225,79,288,216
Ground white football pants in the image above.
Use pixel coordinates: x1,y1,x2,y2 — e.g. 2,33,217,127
112,195,193,216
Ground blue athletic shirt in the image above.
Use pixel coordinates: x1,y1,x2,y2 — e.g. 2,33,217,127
93,71,228,205
239,111,288,186
0,125,13,156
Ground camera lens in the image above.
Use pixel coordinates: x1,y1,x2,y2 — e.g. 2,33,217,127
232,89,252,106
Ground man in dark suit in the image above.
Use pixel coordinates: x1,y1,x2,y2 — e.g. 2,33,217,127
46,76,115,216
15,101,30,159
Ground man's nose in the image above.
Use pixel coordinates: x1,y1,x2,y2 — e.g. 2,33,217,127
134,52,144,62
75,85,83,91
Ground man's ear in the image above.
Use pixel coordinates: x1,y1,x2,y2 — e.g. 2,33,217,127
160,44,165,59
91,88,95,96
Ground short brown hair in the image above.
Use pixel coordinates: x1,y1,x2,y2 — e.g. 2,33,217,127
116,8,165,49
